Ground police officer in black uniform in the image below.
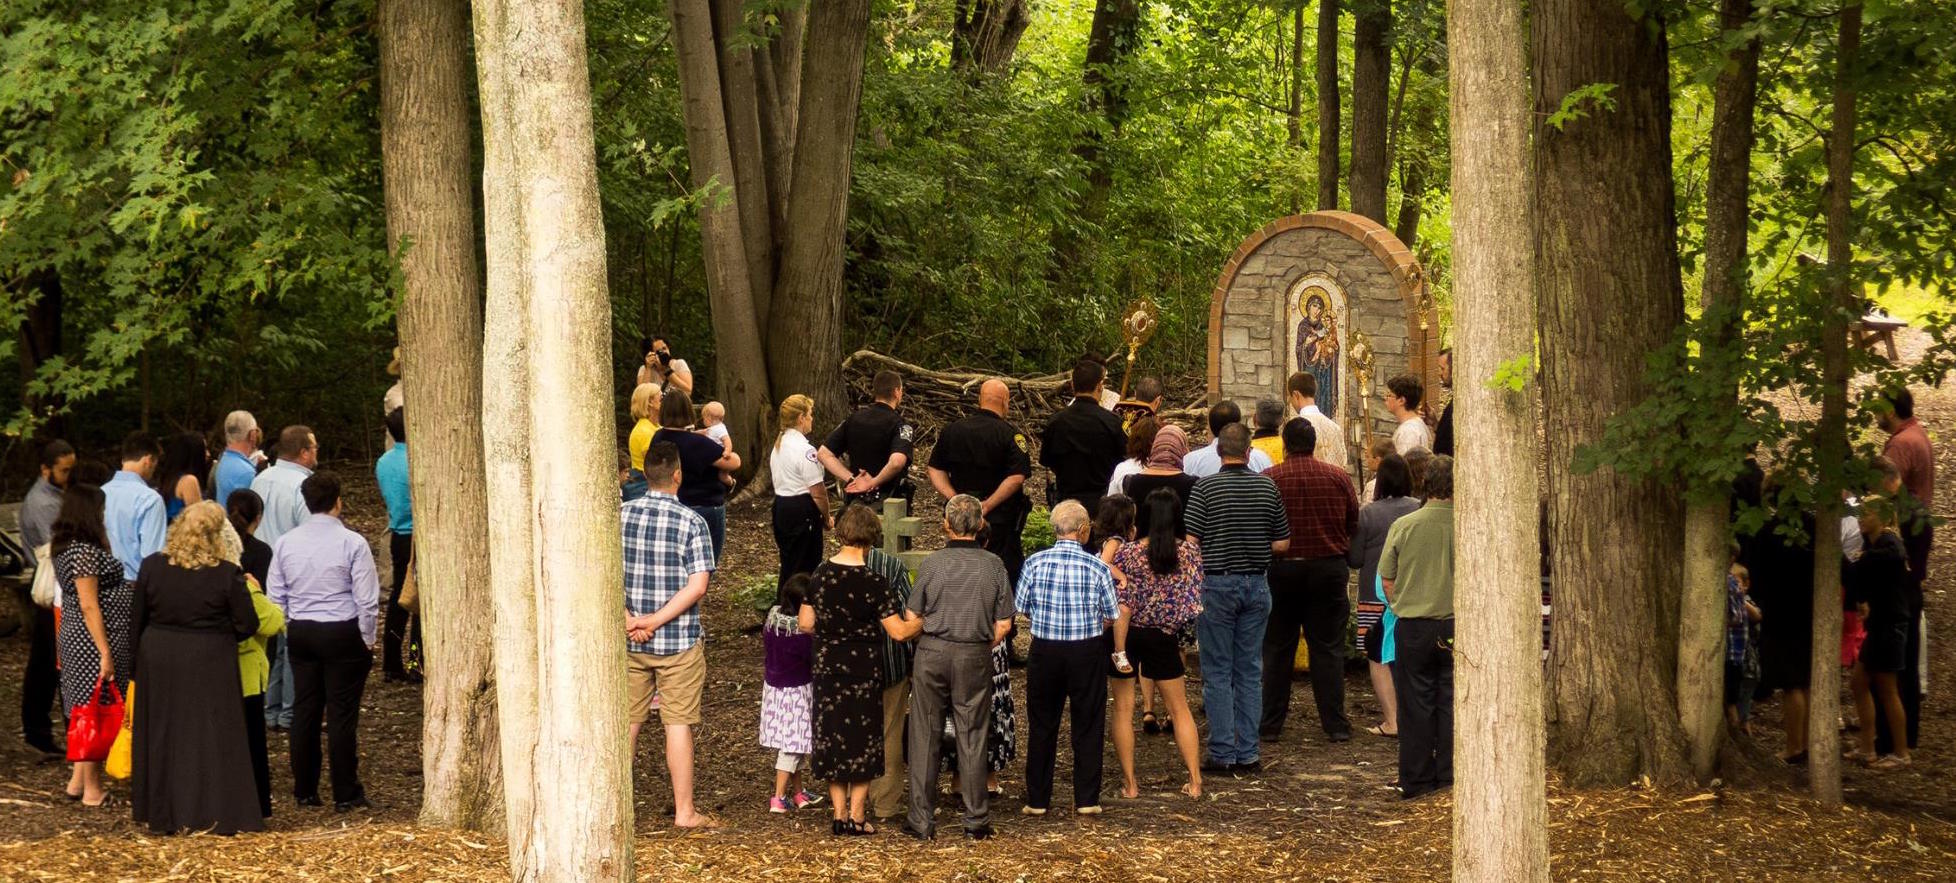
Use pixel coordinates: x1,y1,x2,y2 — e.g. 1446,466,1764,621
928,377,1033,583
818,370,917,506
1040,358,1128,517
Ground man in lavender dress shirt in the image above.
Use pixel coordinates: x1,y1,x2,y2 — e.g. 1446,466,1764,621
267,471,381,812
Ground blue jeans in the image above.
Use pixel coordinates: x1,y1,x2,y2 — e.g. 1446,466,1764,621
264,635,295,727
689,504,726,564
1197,573,1272,765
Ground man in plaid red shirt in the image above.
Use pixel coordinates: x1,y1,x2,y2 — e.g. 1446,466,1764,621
1260,418,1359,742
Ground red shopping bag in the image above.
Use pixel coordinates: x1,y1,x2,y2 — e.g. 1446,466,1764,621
66,680,125,763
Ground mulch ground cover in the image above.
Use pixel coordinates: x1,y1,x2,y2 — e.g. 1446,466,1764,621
3,333,1956,880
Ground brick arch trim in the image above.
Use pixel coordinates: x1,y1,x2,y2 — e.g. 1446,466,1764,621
1205,211,1436,401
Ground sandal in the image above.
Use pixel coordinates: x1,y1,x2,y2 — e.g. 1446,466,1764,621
1366,724,1398,738
1141,712,1161,736
1869,754,1912,771
1843,748,1876,764
850,818,879,836
1112,651,1133,675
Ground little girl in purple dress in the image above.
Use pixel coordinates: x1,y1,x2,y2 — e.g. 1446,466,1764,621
760,574,822,813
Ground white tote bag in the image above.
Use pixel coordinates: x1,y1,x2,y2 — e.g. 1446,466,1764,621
30,544,57,608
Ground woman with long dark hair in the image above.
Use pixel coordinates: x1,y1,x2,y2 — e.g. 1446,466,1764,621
51,482,134,807
1349,454,1420,738
1108,488,1206,797
154,432,211,522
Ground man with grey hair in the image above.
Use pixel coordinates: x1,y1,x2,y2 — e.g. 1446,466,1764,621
902,494,1014,840
1185,423,1290,775
1015,499,1119,816
214,410,265,508
1379,454,1455,800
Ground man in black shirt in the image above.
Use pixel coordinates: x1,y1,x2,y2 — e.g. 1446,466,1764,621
820,370,917,506
1039,359,1127,516
1431,350,1454,457
928,378,1033,583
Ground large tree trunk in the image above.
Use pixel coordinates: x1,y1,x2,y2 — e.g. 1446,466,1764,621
1287,6,1306,215
1809,2,1862,809
1349,0,1391,223
1449,0,1546,877
710,0,778,327
377,0,502,833
670,0,774,464
1315,0,1342,210
1679,0,1761,783
1535,0,1691,786
473,0,633,878
951,0,1031,73
766,0,874,422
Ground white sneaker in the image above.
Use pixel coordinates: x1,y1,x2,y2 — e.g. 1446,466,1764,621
1020,805,1047,816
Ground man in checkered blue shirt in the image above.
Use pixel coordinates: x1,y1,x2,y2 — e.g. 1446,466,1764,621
621,442,720,829
1015,500,1118,816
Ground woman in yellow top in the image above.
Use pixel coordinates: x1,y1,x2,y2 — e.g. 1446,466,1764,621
624,382,662,501
224,494,285,819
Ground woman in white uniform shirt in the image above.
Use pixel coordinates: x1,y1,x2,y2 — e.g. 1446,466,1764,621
770,395,832,588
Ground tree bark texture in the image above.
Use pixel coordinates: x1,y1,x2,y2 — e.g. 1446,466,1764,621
377,0,502,834
951,0,1032,73
1809,2,1862,809
710,0,778,327
16,270,63,429
1287,6,1306,215
1350,0,1391,224
473,0,633,877
1315,0,1342,210
1679,0,1761,783
1448,0,1547,877
1534,0,1691,786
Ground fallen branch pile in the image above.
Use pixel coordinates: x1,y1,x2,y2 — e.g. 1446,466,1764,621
839,349,1210,441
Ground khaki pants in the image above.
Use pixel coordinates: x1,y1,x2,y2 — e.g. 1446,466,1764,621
870,678,910,818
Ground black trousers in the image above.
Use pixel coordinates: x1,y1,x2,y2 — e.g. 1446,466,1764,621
1024,636,1109,810
384,532,419,679
1876,522,1930,754
288,619,371,803
14,587,59,752
1392,617,1454,798
244,693,271,817
771,494,826,588
1262,557,1352,738
985,509,1028,655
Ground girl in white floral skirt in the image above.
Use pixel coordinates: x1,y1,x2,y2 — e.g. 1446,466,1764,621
760,574,822,812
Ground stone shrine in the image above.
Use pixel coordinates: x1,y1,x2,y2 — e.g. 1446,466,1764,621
1207,211,1442,466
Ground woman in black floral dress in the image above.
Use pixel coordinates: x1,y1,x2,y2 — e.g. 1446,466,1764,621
50,483,135,808
799,505,919,836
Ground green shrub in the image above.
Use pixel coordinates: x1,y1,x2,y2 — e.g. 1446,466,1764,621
1022,506,1056,557
730,573,777,613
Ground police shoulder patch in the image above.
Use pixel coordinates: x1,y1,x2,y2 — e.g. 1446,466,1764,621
898,424,914,441
1013,433,1029,452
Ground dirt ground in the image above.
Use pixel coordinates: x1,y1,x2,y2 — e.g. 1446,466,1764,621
3,340,1956,880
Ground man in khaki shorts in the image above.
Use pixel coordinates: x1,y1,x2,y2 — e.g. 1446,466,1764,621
622,442,720,828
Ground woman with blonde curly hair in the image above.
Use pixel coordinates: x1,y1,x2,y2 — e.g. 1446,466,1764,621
130,500,263,834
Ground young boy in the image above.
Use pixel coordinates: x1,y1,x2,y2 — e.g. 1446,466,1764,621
698,401,737,488
1724,560,1762,736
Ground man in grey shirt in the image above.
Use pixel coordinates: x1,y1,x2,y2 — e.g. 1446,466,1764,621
16,440,74,755
902,494,1013,841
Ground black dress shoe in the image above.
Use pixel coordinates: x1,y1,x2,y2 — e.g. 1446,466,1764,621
900,821,933,841
964,824,995,840
334,796,372,813
1230,760,1263,777
294,795,324,807
1327,730,1352,743
1199,758,1233,775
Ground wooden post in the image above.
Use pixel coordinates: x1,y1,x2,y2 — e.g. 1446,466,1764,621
880,497,928,572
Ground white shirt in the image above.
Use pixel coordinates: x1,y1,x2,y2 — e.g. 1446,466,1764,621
1183,441,1274,477
1299,404,1349,474
700,422,730,445
1393,416,1434,456
1107,458,1145,497
770,428,825,497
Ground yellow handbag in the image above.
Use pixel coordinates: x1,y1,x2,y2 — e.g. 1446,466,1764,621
104,682,135,780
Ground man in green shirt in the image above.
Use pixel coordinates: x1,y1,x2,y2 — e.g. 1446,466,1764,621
1378,454,1455,800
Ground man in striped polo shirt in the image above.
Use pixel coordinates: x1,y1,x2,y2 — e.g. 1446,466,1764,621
1185,423,1291,776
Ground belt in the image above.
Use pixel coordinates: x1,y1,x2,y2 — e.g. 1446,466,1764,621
1205,570,1266,577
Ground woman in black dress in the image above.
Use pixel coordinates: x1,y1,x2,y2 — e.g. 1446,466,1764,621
51,483,133,807
1747,501,1817,764
799,505,919,835
131,502,262,834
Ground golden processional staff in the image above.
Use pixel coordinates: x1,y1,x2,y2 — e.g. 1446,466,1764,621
1116,297,1159,401
1349,328,1377,489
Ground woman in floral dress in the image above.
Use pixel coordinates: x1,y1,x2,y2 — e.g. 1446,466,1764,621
1109,488,1206,798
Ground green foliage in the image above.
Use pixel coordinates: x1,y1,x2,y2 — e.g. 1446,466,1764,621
1546,83,1620,131
731,572,778,613
1022,505,1056,557
1487,353,1535,392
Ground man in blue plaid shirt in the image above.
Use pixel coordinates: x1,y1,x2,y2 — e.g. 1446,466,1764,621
1015,499,1119,816
622,442,720,829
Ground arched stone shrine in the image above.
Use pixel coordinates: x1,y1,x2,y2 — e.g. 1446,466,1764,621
1206,211,1442,466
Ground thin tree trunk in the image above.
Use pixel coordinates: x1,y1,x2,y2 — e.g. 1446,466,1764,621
1449,0,1546,875
1809,2,1862,810
377,0,502,833
1679,0,1760,783
474,0,633,878
671,0,774,465
1350,0,1391,223
17,270,63,431
767,0,874,423
1535,0,1691,786
1287,5,1305,215
1315,0,1342,210
951,0,1031,73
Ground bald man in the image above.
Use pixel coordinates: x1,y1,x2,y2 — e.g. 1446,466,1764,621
929,379,1034,584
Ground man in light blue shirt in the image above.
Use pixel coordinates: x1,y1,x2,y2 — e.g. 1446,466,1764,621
1183,401,1274,477
213,410,265,508
101,433,166,581
252,424,318,731
374,407,417,682
267,470,380,811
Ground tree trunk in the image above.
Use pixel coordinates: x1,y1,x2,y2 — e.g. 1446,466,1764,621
1287,5,1305,215
1535,0,1691,786
1350,0,1391,223
1449,0,1546,876
1315,0,1342,210
1809,2,1862,809
766,0,873,423
16,270,63,432
670,0,774,465
473,0,633,877
710,0,778,328
377,0,502,834
1078,0,1143,208
1678,0,1760,783
951,0,1031,73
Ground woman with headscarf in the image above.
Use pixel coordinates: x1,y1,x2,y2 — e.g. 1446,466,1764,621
1117,423,1196,733
130,501,262,833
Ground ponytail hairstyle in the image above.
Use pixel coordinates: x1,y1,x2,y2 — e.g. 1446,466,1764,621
775,394,814,450
1144,488,1182,575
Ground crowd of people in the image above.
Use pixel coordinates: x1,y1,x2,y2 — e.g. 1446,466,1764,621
8,336,1936,840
